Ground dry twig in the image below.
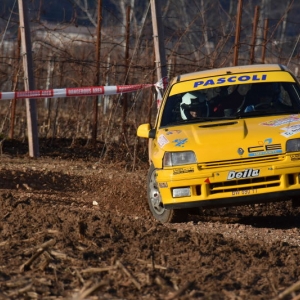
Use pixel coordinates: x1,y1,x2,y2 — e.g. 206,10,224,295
81,266,117,274
73,280,109,300
273,280,300,300
73,268,85,285
116,260,141,290
137,258,167,270
19,238,56,272
165,281,194,300
7,284,33,297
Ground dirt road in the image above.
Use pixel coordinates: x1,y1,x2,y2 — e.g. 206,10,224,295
0,140,300,299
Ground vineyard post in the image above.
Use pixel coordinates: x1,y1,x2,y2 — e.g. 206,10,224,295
249,5,260,64
92,0,102,146
18,0,39,157
233,0,243,66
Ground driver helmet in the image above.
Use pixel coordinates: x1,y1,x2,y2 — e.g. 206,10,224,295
180,92,208,120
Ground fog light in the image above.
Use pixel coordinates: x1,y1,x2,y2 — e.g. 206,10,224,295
172,187,191,198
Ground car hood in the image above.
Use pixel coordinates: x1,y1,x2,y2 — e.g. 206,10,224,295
158,115,300,161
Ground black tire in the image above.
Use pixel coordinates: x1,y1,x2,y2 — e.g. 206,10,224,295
147,164,188,223
292,198,300,208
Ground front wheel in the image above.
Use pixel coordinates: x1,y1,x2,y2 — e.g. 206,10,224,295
147,164,188,223
292,198,300,208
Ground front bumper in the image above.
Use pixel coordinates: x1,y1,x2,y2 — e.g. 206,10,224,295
156,162,300,209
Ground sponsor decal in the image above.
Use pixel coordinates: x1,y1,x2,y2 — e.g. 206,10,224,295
173,167,194,175
227,168,260,180
248,138,282,156
280,124,300,138
166,130,182,135
173,138,188,147
291,154,300,161
157,134,169,148
193,74,267,88
260,115,300,127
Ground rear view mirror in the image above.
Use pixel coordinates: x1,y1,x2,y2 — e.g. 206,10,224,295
137,123,155,138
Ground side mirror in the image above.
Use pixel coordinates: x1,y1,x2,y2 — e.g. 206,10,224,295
137,123,156,138
149,128,156,138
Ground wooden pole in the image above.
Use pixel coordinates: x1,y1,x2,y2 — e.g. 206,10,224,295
233,0,243,66
92,0,102,146
10,28,21,139
148,48,156,125
249,6,260,65
18,0,39,157
261,18,269,63
150,0,167,86
122,6,131,138
149,0,168,165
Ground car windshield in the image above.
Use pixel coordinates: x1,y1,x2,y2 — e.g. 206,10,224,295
160,82,300,127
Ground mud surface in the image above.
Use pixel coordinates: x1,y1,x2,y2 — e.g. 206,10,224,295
1,139,300,300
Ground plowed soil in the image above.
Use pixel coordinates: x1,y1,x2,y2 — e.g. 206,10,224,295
1,139,300,300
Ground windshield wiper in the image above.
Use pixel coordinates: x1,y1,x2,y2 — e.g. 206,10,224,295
236,110,298,118
167,117,216,125
188,117,217,122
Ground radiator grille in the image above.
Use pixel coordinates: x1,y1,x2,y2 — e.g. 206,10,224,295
209,175,280,194
198,154,285,170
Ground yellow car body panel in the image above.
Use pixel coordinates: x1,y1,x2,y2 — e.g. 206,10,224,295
138,64,300,212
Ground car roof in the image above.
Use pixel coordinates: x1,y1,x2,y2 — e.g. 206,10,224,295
172,64,289,84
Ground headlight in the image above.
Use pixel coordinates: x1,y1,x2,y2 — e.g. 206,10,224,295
286,139,300,152
163,151,196,167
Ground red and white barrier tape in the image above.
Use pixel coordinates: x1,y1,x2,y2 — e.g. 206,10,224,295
0,77,168,108
0,84,152,100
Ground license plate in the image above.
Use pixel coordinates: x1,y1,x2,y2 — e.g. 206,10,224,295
232,189,258,196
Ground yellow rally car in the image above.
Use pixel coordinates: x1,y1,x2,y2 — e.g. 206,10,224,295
137,64,300,223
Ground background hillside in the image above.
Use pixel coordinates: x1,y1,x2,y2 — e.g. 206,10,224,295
2,0,300,36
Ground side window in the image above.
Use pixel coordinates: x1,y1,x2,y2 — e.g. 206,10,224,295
280,84,292,106
160,95,182,127
280,82,300,109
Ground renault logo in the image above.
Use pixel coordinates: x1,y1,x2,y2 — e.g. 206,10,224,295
238,148,244,155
